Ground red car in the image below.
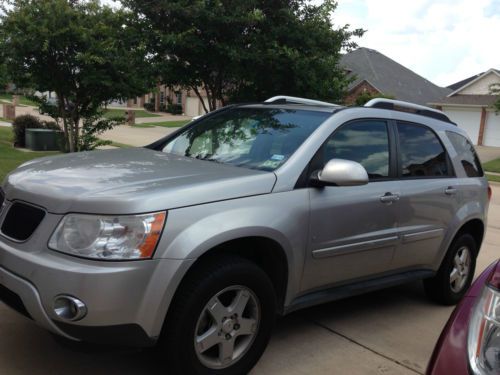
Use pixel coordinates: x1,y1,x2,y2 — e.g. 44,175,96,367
427,259,500,375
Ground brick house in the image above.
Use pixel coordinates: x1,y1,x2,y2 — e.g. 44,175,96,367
340,48,451,105
429,69,500,146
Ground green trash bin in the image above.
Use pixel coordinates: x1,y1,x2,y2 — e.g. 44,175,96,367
25,128,64,151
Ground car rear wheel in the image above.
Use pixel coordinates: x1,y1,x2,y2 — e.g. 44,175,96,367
423,233,477,305
158,256,276,374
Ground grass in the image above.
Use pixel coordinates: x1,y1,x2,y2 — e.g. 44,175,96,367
109,141,133,148
0,117,12,123
131,120,190,129
148,120,190,128
0,93,38,106
0,127,60,182
103,108,161,119
483,158,500,173
486,173,500,183
131,123,155,128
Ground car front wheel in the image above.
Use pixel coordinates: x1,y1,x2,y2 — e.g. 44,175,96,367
159,256,276,374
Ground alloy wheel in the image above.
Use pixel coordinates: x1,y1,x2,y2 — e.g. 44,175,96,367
194,285,261,370
450,246,471,293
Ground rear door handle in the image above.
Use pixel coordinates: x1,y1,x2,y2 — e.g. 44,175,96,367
445,186,457,195
380,192,400,204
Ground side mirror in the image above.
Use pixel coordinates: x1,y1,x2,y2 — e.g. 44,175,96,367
311,159,369,187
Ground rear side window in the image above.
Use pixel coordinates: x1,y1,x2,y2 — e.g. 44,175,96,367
397,122,450,178
324,120,390,180
446,131,484,177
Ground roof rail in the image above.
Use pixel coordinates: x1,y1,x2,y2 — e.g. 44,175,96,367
364,98,455,124
265,95,340,107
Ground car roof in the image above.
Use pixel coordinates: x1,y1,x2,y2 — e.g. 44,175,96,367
236,103,341,113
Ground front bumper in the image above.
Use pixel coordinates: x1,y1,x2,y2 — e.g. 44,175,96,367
0,236,193,347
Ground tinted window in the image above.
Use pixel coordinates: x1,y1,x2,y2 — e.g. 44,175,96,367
397,123,449,177
446,131,483,177
324,121,390,179
162,108,331,171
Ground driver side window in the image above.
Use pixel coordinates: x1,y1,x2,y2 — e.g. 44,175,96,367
323,120,390,180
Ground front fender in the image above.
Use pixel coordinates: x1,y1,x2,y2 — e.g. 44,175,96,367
156,191,310,309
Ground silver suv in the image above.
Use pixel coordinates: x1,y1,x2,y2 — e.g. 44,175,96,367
0,97,490,374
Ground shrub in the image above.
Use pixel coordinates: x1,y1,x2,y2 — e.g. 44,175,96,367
167,103,183,115
144,102,155,112
12,114,44,147
42,121,61,130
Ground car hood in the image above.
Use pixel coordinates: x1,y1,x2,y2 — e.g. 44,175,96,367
3,148,276,214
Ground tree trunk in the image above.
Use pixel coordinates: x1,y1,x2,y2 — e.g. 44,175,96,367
192,86,209,114
57,92,71,152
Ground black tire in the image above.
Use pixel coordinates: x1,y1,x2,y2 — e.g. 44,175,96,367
158,256,276,375
423,233,477,305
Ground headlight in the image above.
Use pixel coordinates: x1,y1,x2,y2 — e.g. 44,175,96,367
48,212,166,260
468,286,500,374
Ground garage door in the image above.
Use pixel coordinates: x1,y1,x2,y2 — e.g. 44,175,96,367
185,97,200,117
442,108,481,144
483,111,500,147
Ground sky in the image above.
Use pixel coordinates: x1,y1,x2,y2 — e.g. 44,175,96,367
102,0,498,88
332,0,500,87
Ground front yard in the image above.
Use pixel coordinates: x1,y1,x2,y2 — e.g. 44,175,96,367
0,127,59,182
132,120,190,128
103,108,161,119
0,93,39,107
482,158,500,183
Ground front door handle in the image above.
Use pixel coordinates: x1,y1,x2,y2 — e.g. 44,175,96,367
445,186,457,195
380,192,400,204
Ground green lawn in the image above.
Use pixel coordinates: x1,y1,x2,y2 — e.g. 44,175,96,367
103,108,161,119
0,117,12,123
486,173,500,183
109,141,133,148
132,120,190,128
0,93,38,106
0,127,60,182
483,158,500,173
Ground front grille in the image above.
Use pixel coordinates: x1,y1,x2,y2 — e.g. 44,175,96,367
1,202,45,241
0,283,32,320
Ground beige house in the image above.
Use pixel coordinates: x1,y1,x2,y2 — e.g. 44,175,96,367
430,69,500,146
122,85,211,117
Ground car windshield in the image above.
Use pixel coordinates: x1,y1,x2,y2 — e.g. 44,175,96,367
161,107,331,171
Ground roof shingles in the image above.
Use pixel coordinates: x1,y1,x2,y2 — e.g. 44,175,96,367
340,48,451,105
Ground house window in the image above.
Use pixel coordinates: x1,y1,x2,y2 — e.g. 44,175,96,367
160,91,165,104
176,93,182,105
133,97,137,105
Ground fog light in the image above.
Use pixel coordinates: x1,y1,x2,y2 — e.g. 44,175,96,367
53,295,87,321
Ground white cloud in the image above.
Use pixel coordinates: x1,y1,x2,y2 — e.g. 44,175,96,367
332,0,500,87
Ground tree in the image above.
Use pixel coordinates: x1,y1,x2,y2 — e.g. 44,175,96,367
353,91,395,106
0,0,154,152
491,83,500,114
0,63,9,91
123,0,363,112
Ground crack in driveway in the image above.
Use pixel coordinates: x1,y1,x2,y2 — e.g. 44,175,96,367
309,319,424,375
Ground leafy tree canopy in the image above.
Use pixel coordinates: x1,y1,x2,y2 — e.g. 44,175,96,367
0,62,9,91
0,0,154,151
123,0,364,112
353,91,395,106
491,83,500,114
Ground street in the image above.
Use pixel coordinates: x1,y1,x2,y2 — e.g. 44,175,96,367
0,185,499,375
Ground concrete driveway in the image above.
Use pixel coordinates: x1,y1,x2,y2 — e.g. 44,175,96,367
1,186,499,375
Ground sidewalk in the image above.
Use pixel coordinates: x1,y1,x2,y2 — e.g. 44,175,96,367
1,104,191,125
